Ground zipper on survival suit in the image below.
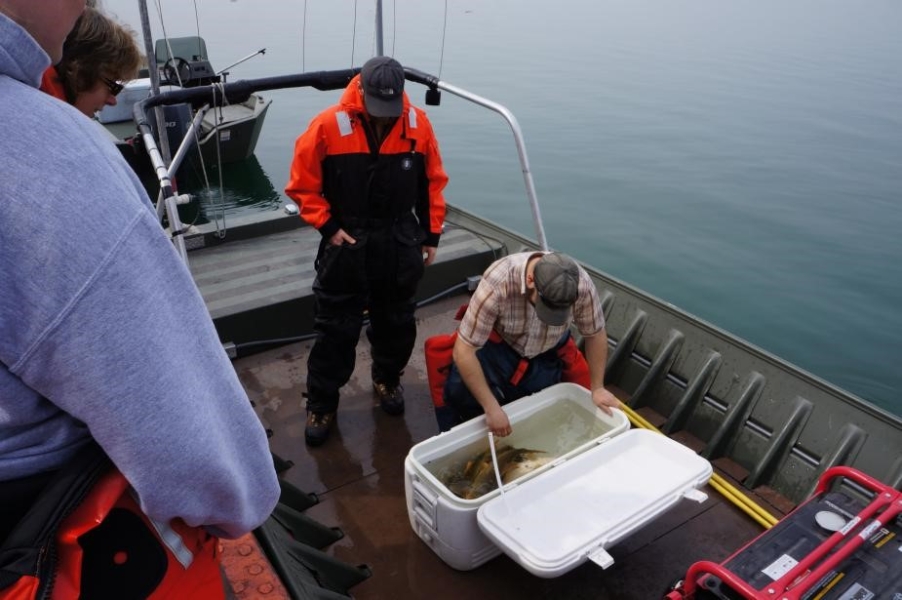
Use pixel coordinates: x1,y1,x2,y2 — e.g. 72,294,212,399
18,444,112,600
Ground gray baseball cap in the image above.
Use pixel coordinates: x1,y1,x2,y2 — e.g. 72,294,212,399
361,56,404,117
533,253,580,326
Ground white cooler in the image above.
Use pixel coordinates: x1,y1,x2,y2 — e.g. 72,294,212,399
404,382,713,577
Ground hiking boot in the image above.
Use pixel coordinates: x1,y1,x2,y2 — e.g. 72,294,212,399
304,411,336,447
373,381,405,416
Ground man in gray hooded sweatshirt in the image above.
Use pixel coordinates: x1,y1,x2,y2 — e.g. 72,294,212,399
0,0,279,546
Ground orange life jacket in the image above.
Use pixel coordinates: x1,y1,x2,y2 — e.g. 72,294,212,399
0,444,225,600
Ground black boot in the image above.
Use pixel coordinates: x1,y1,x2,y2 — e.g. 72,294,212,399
304,411,336,446
373,382,404,416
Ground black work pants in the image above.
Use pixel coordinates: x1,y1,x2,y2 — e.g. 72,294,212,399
305,218,425,414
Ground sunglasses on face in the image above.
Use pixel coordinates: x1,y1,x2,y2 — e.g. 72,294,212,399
101,77,124,96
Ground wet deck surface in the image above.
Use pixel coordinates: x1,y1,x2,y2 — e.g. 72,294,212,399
187,219,504,349
234,294,769,599
189,223,502,321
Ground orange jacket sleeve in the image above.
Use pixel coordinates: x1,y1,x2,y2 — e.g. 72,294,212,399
284,117,337,237
418,108,448,246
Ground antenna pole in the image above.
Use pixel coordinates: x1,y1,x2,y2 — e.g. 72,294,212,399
137,0,172,165
375,0,384,56
137,0,159,95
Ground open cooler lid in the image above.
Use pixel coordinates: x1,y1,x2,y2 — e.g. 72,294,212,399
476,428,712,578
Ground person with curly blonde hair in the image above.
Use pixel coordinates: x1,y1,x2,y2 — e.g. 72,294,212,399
40,6,143,117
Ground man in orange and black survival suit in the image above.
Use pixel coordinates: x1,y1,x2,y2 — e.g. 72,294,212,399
285,56,448,447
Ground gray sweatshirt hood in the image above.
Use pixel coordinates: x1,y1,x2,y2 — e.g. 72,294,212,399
0,12,50,88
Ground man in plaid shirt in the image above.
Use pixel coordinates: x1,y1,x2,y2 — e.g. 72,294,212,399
444,252,621,436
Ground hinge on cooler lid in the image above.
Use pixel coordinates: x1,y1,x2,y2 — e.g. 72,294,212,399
587,546,614,569
683,488,708,503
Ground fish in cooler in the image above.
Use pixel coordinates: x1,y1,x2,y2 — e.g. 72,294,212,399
440,444,553,500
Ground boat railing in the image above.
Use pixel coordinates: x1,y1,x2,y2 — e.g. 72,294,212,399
132,67,550,261
404,68,548,251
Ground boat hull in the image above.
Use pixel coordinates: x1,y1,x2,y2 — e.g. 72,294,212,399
197,94,271,164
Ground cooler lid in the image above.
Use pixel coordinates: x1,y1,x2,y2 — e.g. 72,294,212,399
477,428,712,578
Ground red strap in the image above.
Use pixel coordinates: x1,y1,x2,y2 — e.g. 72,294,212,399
509,358,529,386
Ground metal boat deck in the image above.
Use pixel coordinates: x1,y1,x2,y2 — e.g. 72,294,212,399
186,216,773,596
181,208,901,597
185,211,505,353
233,293,770,599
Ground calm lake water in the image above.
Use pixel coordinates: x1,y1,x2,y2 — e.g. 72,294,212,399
101,0,902,417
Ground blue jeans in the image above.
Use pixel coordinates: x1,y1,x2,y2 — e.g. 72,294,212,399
440,332,569,431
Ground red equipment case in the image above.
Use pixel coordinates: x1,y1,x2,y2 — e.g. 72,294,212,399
666,466,902,600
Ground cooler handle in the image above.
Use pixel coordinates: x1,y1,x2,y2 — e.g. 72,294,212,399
411,478,438,505
411,478,439,527
413,506,435,529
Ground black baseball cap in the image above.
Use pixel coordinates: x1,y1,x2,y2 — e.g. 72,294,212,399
361,56,405,117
